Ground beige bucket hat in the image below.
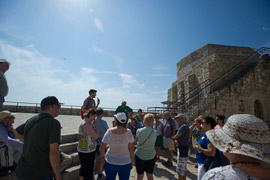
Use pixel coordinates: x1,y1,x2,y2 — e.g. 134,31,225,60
0,110,15,122
206,114,270,163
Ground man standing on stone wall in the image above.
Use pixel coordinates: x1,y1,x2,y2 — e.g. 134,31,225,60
81,89,100,119
15,96,62,180
0,59,10,110
162,112,176,168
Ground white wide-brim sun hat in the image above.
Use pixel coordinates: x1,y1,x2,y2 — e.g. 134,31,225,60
206,114,270,163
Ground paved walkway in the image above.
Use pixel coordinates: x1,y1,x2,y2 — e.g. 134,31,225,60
4,113,198,180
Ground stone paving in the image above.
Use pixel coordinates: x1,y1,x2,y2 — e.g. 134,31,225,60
4,112,198,180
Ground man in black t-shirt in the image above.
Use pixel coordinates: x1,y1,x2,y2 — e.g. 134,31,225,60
15,96,62,180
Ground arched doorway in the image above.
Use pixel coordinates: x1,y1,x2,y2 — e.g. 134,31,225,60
254,100,262,119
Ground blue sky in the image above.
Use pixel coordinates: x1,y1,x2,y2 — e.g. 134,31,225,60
0,0,269,110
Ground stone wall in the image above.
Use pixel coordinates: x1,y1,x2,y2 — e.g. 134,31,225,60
200,62,270,121
176,44,254,80
2,105,116,117
167,44,270,122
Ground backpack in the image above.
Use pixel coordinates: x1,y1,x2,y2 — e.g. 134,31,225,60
80,97,90,119
204,147,230,171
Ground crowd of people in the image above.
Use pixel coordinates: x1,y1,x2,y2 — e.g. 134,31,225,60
0,64,269,180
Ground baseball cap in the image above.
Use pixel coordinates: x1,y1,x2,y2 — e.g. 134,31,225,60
175,113,186,120
0,111,15,122
40,96,63,108
0,59,11,64
114,112,127,124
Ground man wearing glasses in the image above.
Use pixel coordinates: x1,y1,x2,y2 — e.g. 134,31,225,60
115,101,133,120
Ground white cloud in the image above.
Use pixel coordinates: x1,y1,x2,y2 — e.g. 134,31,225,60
0,40,164,109
93,46,104,53
0,40,98,104
94,18,103,31
26,44,35,48
119,73,144,89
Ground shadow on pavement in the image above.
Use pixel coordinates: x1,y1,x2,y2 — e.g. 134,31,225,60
153,164,178,180
187,170,197,180
188,155,197,163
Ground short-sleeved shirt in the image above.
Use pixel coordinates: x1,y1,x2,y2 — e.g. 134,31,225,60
196,132,210,164
135,126,157,160
128,122,138,136
96,118,109,142
163,118,176,138
177,123,190,147
153,121,163,136
83,97,96,109
102,128,134,165
202,165,258,180
135,115,143,123
0,123,23,152
115,105,133,118
15,113,61,179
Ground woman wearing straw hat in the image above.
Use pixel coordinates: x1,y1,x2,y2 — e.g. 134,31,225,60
202,114,270,180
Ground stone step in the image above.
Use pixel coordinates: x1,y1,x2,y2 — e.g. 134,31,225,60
61,134,78,144
62,164,80,180
60,142,78,153
69,151,79,165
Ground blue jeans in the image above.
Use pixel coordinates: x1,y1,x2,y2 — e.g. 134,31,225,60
104,161,131,180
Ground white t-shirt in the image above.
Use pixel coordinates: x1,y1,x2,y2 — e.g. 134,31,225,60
102,128,134,165
202,165,258,180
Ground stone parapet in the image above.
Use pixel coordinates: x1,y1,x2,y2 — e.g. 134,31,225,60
2,105,115,117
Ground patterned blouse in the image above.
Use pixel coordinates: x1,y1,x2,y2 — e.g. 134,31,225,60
202,165,258,180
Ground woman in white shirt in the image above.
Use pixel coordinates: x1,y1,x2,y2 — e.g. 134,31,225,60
100,112,134,180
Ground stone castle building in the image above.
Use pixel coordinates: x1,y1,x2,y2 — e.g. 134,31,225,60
165,44,270,123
